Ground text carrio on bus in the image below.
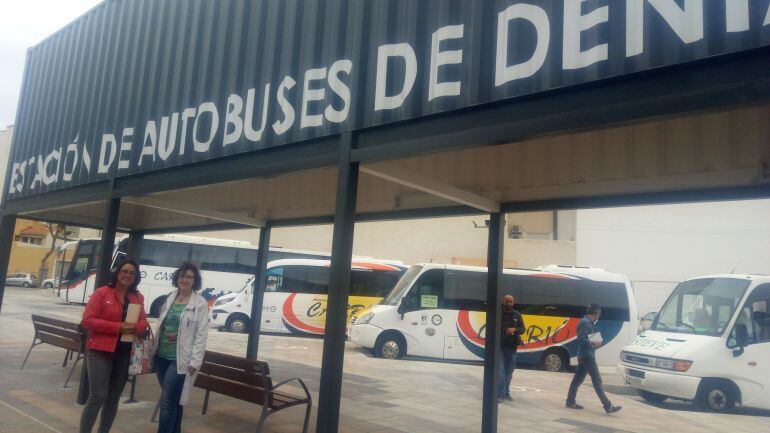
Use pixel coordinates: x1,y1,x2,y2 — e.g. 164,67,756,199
349,264,638,371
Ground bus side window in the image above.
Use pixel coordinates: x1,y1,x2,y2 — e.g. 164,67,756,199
443,270,486,311
265,267,284,292
748,285,770,344
402,269,443,313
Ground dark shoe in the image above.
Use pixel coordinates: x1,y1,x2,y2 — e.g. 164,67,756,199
605,405,622,414
504,395,514,402
565,402,584,409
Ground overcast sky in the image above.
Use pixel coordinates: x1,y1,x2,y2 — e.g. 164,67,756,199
0,0,102,128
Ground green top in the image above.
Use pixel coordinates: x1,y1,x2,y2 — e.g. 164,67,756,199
157,302,186,360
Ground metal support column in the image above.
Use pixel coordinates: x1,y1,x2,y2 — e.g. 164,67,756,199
316,133,358,433
126,231,144,261
0,213,18,313
247,223,272,359
481,212,504,433
96,197,120,287
79,194,120,405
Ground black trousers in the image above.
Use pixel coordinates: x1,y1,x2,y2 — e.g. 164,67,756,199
566,355,611,409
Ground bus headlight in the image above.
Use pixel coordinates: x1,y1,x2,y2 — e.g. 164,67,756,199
214,298,230,306
655,358,693,372
357,313,375,325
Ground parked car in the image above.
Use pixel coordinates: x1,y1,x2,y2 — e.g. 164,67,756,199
43,277,61,289
639,311,658,332
6,273,38,288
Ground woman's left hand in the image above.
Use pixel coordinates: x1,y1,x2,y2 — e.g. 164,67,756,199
187,366,197,375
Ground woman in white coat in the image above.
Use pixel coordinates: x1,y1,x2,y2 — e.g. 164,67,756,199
151,262,209,433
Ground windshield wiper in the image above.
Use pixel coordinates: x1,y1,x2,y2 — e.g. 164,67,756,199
676,322,696,332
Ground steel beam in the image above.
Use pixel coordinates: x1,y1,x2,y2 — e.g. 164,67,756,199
316,133,358,433
246,223,272,359
481,212,504,433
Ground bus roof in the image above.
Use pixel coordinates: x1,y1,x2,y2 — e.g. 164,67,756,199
413,263,629,284
681,274,770,285
266,258,405,271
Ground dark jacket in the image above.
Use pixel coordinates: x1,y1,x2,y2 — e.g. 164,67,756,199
576,315,599,359
500,309,525,350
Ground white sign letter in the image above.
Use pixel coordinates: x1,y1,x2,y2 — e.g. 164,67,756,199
429,24,464,101
223,94,244,146
118,127,133,170
627,0,704,57
325,60,352,124
193,102,219,153
139,122,157,167
98,134,117,174
244,83,271,142
301,67,327,129
272,76,297,136
374,43,418,111
495,4,551,86
563,0,608,70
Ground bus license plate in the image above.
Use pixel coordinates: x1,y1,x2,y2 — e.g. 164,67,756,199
625,375,644,386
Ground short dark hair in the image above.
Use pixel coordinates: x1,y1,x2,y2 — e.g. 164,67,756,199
108,260,141,293
172,262,202,292
587,303,602,315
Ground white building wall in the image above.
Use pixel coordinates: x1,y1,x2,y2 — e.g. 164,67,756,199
576,200,770,315
0,125,13,200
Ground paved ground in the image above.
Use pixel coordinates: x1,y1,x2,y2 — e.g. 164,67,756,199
1,287,768,433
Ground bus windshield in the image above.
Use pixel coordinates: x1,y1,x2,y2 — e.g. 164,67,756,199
381,265,423,305
653,278,750,336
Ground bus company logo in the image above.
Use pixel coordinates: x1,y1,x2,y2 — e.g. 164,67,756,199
457,311,487,359
431,314,443,326
282,293,325,336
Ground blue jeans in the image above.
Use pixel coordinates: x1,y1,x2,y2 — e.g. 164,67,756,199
155,356,185,433
497,348,517,397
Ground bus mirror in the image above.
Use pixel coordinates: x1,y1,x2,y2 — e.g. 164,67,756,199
397,301,405,318
732,323,749,357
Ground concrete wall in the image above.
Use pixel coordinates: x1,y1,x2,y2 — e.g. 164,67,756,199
576,200,770,315
192,214,576,269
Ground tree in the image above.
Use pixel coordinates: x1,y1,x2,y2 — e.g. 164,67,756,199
38,224,69,283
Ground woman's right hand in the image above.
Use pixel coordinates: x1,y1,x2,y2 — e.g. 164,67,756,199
120,322,136,335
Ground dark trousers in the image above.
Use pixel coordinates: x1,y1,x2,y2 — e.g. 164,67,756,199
567,355,611,409
497,348,517,397
155,356,186,433
79,350,130,433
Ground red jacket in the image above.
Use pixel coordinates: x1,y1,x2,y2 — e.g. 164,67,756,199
82,285,149,352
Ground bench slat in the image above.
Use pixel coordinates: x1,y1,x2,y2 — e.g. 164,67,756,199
199,363,269,388
35,323,82,343
195,375,267,406
202,351,270,375
31,315,80,331
37,332,82,352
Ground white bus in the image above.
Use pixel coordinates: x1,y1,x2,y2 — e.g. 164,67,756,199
210,259,407,334
349,264,638,371
58,234,331,316
619,274,770,412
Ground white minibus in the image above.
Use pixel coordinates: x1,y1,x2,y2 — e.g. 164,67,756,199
349,264,637,371
619,274,770,412
210,259,406,334
58,234,331,315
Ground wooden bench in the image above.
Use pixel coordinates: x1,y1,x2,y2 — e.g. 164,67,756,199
21,314,85,388
152,351,311,432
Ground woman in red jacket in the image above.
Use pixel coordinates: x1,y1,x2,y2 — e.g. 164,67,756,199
79,260,148,433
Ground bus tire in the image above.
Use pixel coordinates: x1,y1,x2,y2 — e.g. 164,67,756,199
226,314,250,334
638,390,668,404
540,348,568,372
696,379,737,412
149,296,167,318
375,332,406,360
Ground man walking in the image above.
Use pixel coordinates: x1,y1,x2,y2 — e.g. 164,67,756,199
498,295,525,403
566,303,622,414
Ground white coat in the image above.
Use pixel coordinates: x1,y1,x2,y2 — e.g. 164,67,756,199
150,290,209,405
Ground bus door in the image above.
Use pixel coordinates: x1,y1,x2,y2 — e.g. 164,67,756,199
441,270,488,361
728,283,770,409
261,268,284,332
64,241,99,303
397,269,449,358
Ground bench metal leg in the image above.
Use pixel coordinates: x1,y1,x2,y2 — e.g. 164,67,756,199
302,398,312,433
255,405,269,433
201,390,210,415
20,339,40,370
63,350,71,368
123,376,138,403
150,398,160,422
63,353,82,388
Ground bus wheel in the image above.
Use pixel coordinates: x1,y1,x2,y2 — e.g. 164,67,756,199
226,314,250,334
697,380,736,412
375,332,405,360
149,296,167,318
540,348,568,372
638,390,668,404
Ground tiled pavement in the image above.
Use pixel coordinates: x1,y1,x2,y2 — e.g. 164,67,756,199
1,287,768,433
